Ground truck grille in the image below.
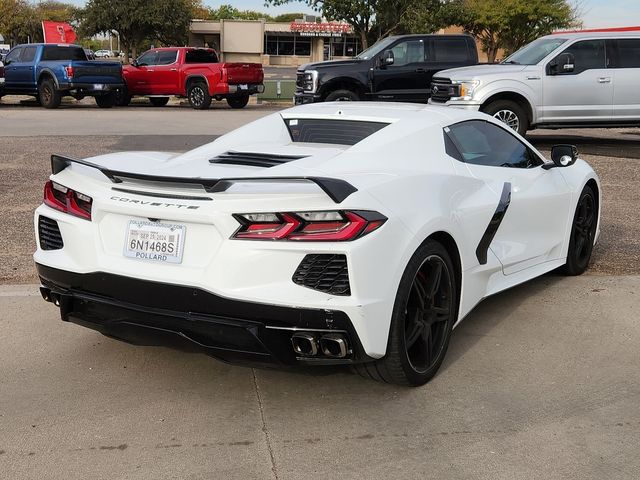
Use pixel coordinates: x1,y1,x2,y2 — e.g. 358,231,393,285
430,77,456,103
292,254,350,296
38,216,64,250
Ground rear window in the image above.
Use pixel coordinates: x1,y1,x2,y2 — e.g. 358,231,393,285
185,49,219,64
285,118,389,145
42,46,87,61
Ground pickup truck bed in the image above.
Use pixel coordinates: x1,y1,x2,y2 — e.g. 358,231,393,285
1,43,123,108
120,47,264,109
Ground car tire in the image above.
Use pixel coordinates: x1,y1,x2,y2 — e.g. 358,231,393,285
325,89,360,102
226,95,250,109
353,239,458,386
188,82,211,110
38,79,61,109
95,93,116,108
150,97,170,107
482,99,529,136
115,87,131,107
561,185,597,276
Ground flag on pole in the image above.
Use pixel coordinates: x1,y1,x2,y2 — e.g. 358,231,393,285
42,21,77,44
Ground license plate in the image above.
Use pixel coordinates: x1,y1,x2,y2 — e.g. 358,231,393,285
93,84,105,90
124,220,186,264
238,84,248,90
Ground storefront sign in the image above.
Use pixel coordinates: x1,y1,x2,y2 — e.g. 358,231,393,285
290,22,352,35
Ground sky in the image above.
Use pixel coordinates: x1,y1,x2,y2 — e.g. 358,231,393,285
62,0,640,29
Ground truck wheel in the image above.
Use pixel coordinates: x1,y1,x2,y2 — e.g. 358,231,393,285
150,97,170,107
482,99,529,136
115,87,131,106
95,93,116,108
38,79,62,109
325,89,360,102
226,95,249,109
188,82,211,110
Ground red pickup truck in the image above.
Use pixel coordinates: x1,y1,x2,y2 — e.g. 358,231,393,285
118,47,264,109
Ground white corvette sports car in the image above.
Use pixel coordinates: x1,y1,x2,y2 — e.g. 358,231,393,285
34,103,600,386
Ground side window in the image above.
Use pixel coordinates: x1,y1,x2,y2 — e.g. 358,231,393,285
614,39,640,68
432,37,469,62
20,46,37,62
185,49,218,63
137,51,158,66
554,40,606,74
445,120,543,169
156,50,177,65
4,47,22,64
390,39,425,67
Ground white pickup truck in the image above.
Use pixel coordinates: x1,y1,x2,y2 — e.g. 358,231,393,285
430,31,640,135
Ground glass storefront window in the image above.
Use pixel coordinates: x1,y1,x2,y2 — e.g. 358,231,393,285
264,33,357,57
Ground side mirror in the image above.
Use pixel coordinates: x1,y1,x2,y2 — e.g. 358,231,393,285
549,144,578,168
380,49,394,67
549,52,574,75
131,59,139,67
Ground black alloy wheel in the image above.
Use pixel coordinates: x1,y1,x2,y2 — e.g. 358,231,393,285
353,239,457,386
38,79,61,109
95,93,116,108
226,95,250,109
325,89,360,102
404,255,454,374
188,82,211,110
562,185,597,275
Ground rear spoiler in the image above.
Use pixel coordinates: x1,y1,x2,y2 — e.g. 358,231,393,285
51,154,358,203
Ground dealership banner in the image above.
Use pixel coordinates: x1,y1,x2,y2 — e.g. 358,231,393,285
42,21,77,44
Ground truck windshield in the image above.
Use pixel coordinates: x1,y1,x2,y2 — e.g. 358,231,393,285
356,37,396,60
42,46,87,61
501,37,567,65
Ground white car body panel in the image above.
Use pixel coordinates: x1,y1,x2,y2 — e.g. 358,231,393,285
34,102,601,360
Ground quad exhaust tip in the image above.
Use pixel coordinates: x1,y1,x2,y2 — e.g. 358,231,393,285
291,332,349,359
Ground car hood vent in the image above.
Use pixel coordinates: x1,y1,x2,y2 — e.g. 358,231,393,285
209,151,309,168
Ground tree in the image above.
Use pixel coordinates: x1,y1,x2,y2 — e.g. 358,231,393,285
79,0,193,61
266,0,454,49
274,13,307,22
453,0,580,62
0,0,41,45
207,4,273,21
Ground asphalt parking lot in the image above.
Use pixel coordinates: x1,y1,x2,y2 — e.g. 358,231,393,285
1,99,639,479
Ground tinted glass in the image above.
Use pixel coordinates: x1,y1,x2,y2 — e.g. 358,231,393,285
558,40,606,74
432,37,469,62
137,51,157,66
356,36,395,60
5,47,22,63
20,46,37,62
156,50,177,65
41,46,86,61
445,120,543,169
616,39,640,68
285,119,388,145
185,49,218,63
390,39,425,66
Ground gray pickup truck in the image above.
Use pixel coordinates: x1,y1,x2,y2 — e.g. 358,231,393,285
430,31,640,135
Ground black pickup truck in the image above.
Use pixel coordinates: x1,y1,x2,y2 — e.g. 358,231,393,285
294,34,478,104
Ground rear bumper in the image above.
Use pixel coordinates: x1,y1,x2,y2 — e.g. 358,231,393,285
221,84,265,95
59,81,124,94
36,263,370,367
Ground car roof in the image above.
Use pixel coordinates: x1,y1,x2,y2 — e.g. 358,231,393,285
548,30,640,40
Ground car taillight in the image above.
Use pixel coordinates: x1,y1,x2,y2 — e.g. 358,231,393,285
232,210,386,241
65,66,74,79
43,181,92,220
